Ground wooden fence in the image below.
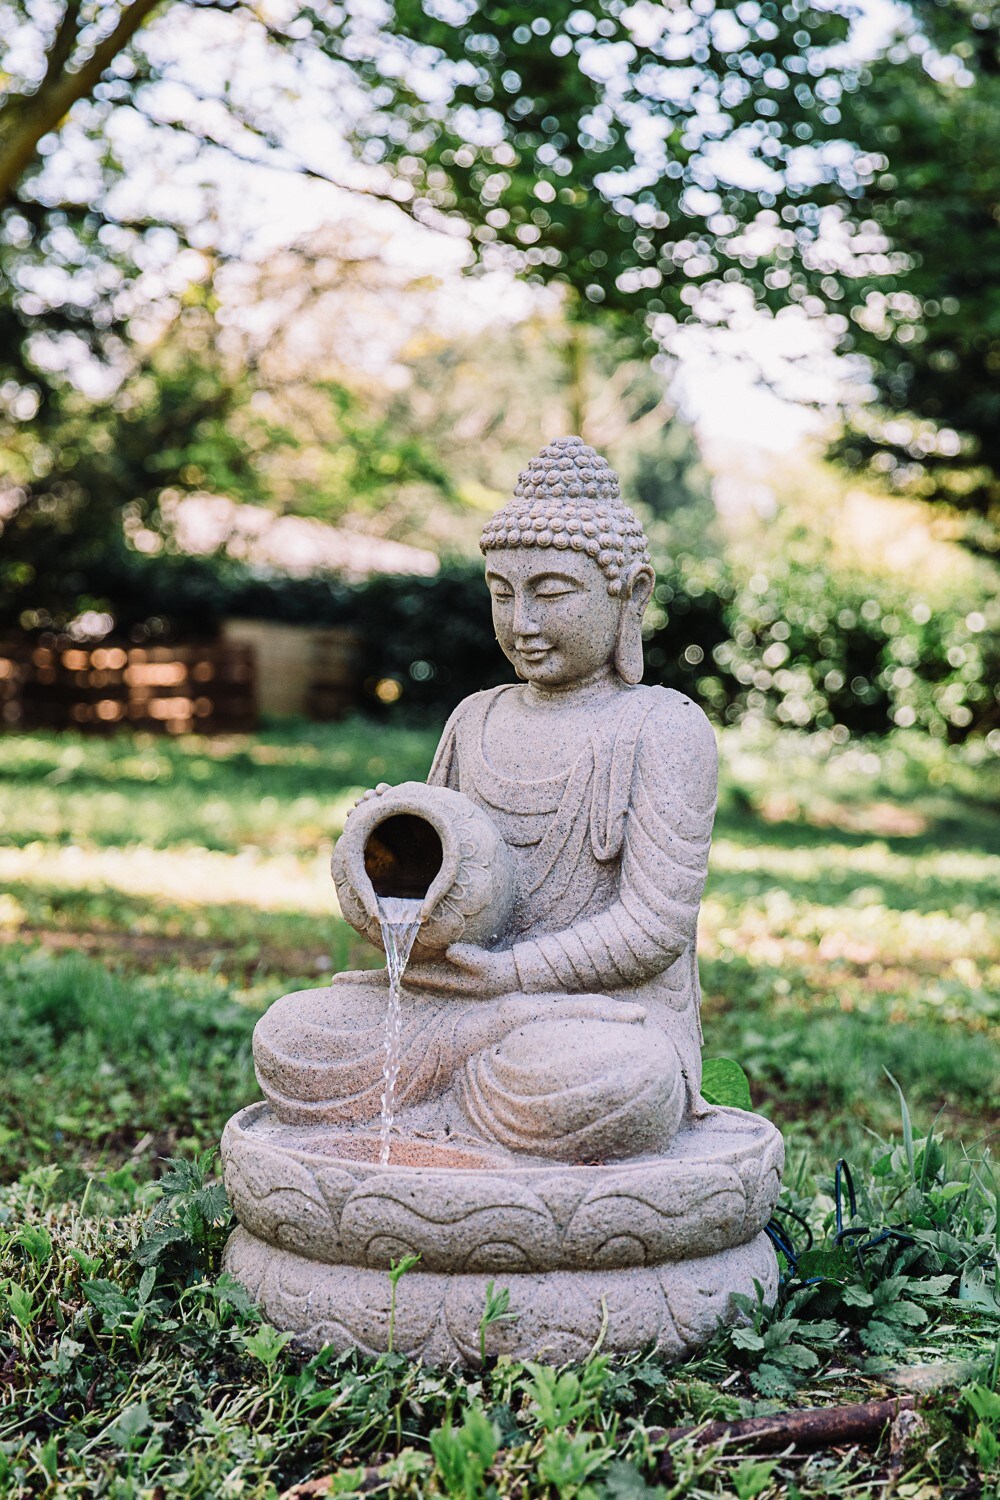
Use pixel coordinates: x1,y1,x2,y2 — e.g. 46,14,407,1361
0,640,257,734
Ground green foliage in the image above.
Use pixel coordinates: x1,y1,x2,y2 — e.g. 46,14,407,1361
1,329,280,633
0,947,258,1183
690,551,1000,741
963,1381,1000,1481
241,1322,295,1367
700,1058,752,1112
0,716,997,1181
831,3,1000,552
0,719,997,1494
522,1359,608,1433
1,1106,997,1495
330,0,862,344
732,1458,778,1500
135,1152,234,1282
729,1290,841,1397
387,1252,421,1354
429,1406,501,1499
479,1280,517,1365
62,535,996,741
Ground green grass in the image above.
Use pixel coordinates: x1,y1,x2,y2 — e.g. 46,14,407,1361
1,718,998,1496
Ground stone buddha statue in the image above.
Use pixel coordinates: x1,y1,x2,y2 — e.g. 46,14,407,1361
223,435,783,1364
253,436,718,1164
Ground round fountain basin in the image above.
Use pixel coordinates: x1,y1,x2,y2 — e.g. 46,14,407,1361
221,1101,783,1275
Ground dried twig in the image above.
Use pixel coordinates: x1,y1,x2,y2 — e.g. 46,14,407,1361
651,1395,917,1457
280,1396,922,1497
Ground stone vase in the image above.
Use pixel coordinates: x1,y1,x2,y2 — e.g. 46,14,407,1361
331,780,517,957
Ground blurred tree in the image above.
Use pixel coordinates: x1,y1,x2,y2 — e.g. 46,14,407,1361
0,293,270,631
8,0,999,568
830,2,1000,555
327,0,863,339
1,0,883,415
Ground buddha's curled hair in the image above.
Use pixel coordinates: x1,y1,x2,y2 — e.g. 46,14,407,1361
480,435,651,597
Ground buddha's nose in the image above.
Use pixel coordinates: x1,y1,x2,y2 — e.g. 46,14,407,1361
512,595,541,638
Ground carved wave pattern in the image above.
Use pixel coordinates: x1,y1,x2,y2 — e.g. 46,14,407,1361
223,1227,779,1365
222,1104,784,1275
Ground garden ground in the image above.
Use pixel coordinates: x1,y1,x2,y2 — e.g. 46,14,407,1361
0,719,998,1497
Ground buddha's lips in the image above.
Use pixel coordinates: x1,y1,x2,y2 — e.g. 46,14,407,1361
515,643,553,661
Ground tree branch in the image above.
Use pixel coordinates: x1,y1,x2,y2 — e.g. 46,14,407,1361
651,1396,917,1457
130,95,397,203
41,0,84,90
0,0,164,206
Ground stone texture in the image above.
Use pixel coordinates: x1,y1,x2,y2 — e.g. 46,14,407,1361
222,435,785,1363
223,1227,779,1365
222,1102,783,1273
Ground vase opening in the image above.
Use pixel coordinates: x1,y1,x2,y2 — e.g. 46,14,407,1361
364,813,444,900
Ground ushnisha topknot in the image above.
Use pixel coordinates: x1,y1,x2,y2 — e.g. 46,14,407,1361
480,435,651,598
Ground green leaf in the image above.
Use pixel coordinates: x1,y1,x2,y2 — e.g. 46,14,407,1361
750,1362,799,1397
879,1300,928,1328
798,1319,841,1344
102,1402,151,1451
909,1274,956,1299
730,1328,766,1353
959,1268,1000,1314
884,1071,915,1179
701,1058,753,1112
241,1323,293,1367
860,1319,907,1355
772,1343,819,1371
69,1249,102,1278
15,1223,53,1265
134,1223,187,1268
83,1279,135,1318
964,1384,1000,1424
430,1406,500,1498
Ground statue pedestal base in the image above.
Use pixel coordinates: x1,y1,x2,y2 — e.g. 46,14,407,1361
223,1225,777,1363
221,1101,783,1364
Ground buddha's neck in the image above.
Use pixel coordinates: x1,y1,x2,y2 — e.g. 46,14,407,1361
525,664,620,707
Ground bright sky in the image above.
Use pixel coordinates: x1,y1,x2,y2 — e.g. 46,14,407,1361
35,0,903,454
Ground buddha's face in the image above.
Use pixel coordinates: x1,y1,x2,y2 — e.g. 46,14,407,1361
486,548,630,688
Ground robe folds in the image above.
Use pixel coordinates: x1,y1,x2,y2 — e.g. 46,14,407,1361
252,683,718,1153
429,683,718,1112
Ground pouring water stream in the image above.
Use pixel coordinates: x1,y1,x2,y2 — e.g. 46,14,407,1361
375,895,424,1164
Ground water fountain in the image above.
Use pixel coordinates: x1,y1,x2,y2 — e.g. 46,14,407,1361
220,436,784,1363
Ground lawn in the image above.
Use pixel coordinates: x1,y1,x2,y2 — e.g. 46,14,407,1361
0,718,998,1497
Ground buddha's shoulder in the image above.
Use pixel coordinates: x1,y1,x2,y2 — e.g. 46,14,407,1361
628,686,717,758
439,684,515,734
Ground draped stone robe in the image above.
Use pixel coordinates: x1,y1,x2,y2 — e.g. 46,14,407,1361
253,683,718,1157
430,684,718,1109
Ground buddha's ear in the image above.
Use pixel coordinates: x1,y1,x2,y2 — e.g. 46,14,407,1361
614,565,654,685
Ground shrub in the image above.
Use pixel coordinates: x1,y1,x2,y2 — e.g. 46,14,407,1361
11,543,998,740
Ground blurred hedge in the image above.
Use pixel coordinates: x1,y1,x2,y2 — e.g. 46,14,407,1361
33,545,998,742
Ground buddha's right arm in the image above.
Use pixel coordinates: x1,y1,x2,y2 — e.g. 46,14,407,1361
510,904,688,992
510,694,717,994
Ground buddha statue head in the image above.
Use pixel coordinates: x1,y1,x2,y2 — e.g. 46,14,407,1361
480,436,654,687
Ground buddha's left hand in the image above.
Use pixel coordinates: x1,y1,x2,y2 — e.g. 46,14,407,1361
406,943,518,996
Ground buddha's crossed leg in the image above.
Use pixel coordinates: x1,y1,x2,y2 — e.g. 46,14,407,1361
253,971,685,1158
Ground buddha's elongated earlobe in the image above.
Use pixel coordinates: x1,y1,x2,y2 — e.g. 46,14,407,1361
613,565,654,685
614,609,644,684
